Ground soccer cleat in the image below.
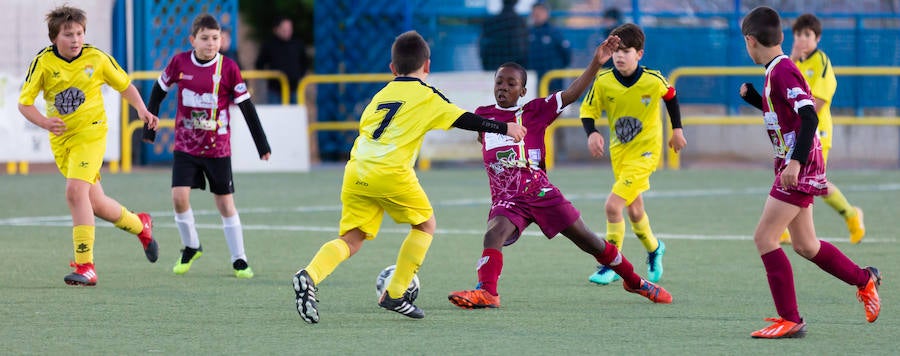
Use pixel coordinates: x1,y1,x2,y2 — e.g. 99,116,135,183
379,291,425,319
857,266,881,323
173,246,203,275
779,229,792,244
647,240,666,283
623,279,672,304
847,207,866,244
750,317,807,339
589,265,621,285
136,212,159,263
64,261,98,286
233,259,254,279
293,269,319,324
448,289,501,309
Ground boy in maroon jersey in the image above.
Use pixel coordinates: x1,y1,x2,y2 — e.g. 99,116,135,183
144,14,271,278
738,6,881,339
448,35,672,309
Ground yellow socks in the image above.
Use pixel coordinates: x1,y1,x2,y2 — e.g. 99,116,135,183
73,225,95,264
631,214,660,252
305,239,351,285
113,207,143,235
823,186,856,218
606,220,625,251
387,229,433,299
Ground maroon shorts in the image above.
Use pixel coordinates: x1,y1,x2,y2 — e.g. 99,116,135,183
488,186,580,246
769,184,815,208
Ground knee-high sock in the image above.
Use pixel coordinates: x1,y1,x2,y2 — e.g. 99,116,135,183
631,214,660,252
113,207,143,236
222,213,246,262
822,186,856,218
388,229,433,299
761,249,801,323
595,241,641,289
606,220,625,251
476,248,503,296
305,239,351,285
809,240,869,287
174,209,200,249
73,225,95,265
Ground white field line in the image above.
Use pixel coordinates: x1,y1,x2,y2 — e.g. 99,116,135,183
2,183,898,243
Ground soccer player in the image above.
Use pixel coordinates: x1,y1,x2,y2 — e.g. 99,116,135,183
292,30,527,324
579,23,686,285
738,6,881,338
447,37,673,310
779,13,864,244
143,14,271,279
17,5,160,286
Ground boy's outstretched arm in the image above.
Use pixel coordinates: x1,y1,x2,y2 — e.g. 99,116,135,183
142,81,168,143
121,84,159,131
560,36,620,107
237,99,272,160
452,112,526,142
739,83,764,111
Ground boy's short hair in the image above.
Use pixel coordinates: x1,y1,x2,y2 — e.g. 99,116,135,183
792,13,822,37
610,23,644,51
191,14,220,36
497,61,527,86
45,5,87,42
742,6,782,47
391,31,430,75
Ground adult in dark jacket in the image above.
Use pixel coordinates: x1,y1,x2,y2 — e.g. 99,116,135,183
480,0,528,70
255,16,308,104
528,2,571,92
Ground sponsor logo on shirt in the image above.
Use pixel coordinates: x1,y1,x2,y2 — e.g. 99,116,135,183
786,87,807,99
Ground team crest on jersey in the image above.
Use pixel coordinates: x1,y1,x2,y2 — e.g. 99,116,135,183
805,69,814,78
490,148,519,173
213,74,221,84
786,87,807,99
641,95,651,106
235,83,247,92
84,65,94,78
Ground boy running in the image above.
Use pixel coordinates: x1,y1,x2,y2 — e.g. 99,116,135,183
448,36,672,309
739,6,881,338
18,5,160,286
292,31,526,324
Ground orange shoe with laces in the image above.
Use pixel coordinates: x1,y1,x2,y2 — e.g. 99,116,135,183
64,262,97,286
448,289,500,309
857,266,882,323
623,279,673,304
750,317,807,339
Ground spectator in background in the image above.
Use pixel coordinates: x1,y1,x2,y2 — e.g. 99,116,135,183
480,0,528,70
219,27,241,68
600,8,622,67
528,1,571,94
255,16,308,104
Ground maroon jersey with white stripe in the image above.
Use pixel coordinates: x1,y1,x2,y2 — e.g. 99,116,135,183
763,55,827,195
158,52,249,158
475,93,564,202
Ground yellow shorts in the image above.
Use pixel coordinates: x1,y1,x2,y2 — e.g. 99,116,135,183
338,185,434,239
611,161,655,205
52,136,105,184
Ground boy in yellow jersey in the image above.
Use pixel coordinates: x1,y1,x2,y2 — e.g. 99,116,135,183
780,13,864,244
580,23,687,285
17,5,161,286
292,30,527,324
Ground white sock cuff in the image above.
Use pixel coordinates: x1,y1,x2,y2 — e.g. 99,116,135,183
222,213,241,227
174,208,194,223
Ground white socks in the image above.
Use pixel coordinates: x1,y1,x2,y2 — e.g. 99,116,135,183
222,213,247,263
174,208,200,249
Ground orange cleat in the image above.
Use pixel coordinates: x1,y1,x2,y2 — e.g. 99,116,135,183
64,261,97,286
857,266,882,323
448,289,500,309
136,212,158,263
623,279,672,304
750,317,807,339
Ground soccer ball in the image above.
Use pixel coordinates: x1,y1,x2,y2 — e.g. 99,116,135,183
375,265,420,302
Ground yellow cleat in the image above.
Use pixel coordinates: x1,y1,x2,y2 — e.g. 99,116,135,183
847,207,865,244
779,229,792,244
